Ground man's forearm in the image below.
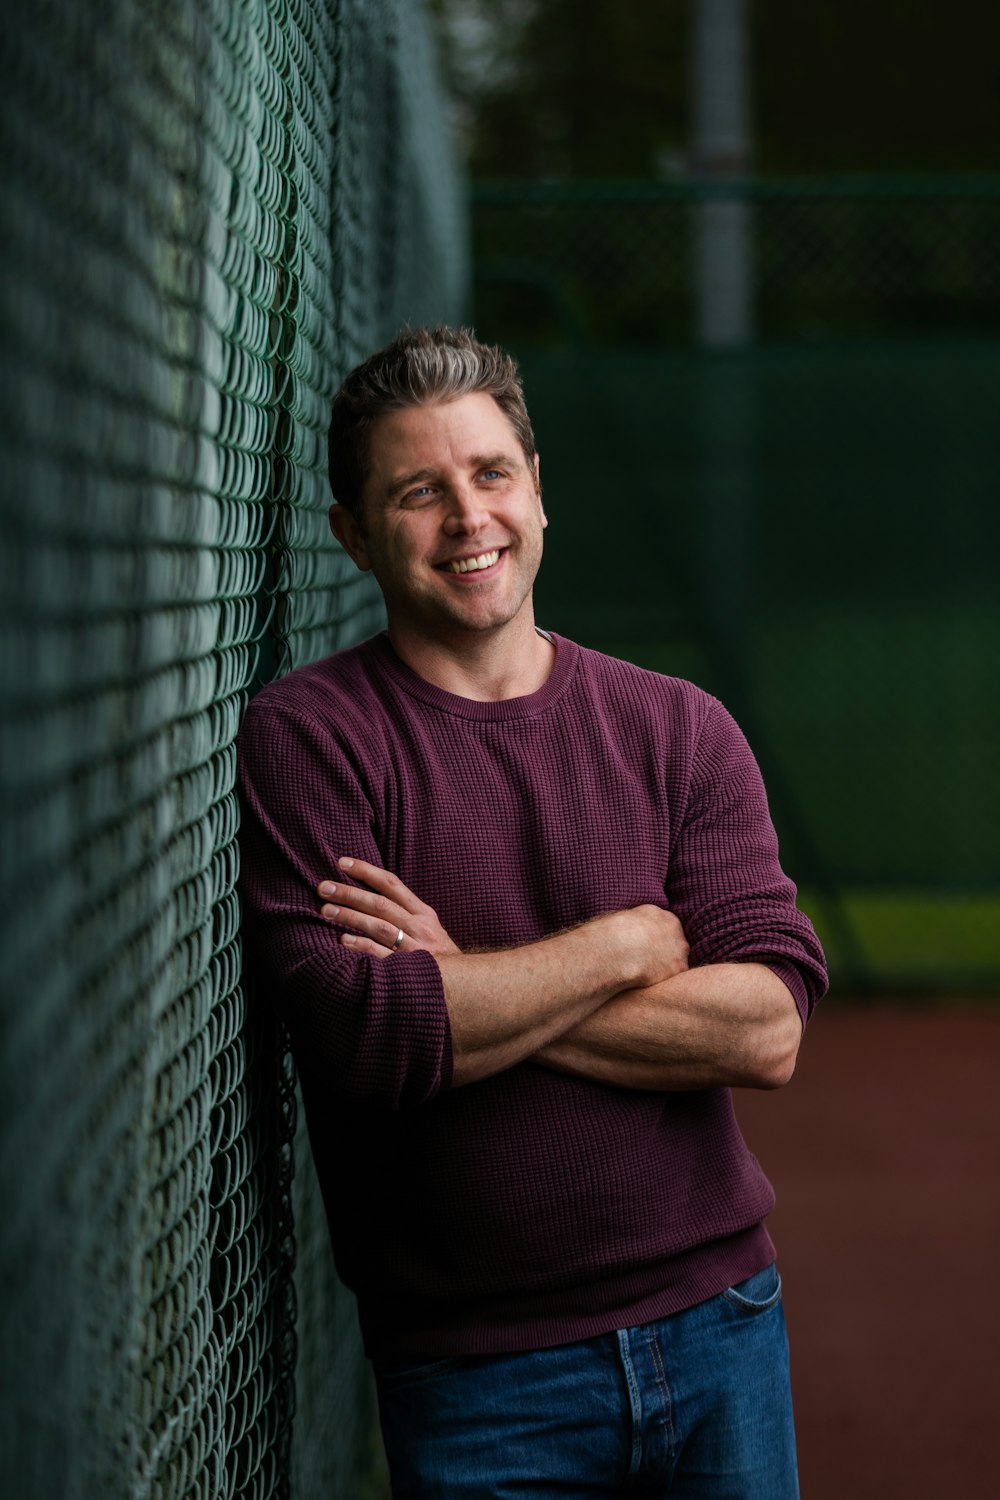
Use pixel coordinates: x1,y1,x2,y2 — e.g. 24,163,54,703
534,963,803,1092
437,906,687,1087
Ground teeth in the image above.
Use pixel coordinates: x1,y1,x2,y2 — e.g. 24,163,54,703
447,550,500,574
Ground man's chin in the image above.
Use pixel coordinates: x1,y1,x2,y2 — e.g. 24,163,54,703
397,594,533,642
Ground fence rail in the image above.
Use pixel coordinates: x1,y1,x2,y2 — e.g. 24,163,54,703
473,175,1000,345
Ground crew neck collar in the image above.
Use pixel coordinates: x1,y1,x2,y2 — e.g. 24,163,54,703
366,631,578,722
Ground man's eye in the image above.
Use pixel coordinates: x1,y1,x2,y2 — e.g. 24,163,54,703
404,486,434,503
481,469,503,481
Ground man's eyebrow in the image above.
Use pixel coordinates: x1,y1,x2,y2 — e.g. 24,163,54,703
469,451,521,472
383,453,522,499
385,467,437,499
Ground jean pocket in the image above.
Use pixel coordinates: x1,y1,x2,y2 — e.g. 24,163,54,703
721,1261,782,1315
374,1353,474,1392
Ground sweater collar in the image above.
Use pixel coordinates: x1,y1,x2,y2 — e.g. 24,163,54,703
365,630,579,722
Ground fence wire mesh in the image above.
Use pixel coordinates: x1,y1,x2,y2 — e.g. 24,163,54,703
472,179,999,994
473,177,1000,345
0,3,464,1498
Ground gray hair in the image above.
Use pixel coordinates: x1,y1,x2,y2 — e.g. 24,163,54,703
328,326,537,517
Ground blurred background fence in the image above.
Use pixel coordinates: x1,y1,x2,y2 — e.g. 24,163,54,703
471,176,1000,995
0,1,464,1496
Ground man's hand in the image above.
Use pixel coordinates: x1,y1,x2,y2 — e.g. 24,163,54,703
318,858,461,958
621,904,690,986
319,861,689,985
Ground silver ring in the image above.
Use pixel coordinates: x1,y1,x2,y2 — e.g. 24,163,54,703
391,927,405,951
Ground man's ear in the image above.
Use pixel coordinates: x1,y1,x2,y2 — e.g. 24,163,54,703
329,504,372,572
533,454,547,529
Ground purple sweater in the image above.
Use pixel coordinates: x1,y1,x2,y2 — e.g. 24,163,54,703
237,632,827,1361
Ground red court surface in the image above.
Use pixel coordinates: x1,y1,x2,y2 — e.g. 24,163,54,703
735,1005,999,1500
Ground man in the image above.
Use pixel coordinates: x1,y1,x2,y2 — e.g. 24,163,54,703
237,325,827,1498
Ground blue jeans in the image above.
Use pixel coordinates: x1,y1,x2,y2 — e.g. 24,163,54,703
374,1264,798,1498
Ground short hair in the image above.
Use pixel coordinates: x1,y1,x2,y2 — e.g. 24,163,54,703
328,325,537,516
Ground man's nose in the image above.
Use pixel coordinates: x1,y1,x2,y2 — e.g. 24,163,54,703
442,482,489,533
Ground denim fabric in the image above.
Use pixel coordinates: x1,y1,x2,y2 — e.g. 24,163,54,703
373,1263,799,1498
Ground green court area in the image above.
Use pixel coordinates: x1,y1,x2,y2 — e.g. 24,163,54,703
798,890,999,995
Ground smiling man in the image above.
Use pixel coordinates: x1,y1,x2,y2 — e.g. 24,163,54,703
237,326,827,1498
328,388,551,701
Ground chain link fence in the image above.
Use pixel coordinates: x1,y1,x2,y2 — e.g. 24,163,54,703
473,177,1000,345
473,179,999,994
0,2,465,1496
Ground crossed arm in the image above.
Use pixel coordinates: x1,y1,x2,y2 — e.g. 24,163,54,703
317,858,803,1092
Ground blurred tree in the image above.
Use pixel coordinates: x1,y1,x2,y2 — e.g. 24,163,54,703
754,0,1000,172
428,0,1000,177
427,0,688,177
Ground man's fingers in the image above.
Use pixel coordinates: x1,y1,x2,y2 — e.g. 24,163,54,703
321,902,405,948
319,882,403,925
334,856,424,912
340,931,396,958
317,863,460,956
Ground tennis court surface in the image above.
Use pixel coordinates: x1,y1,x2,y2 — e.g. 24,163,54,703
736,1005,999,1499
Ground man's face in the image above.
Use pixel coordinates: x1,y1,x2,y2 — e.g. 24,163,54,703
329,392,546,650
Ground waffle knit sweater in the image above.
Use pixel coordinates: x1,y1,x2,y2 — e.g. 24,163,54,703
237,631,827,1362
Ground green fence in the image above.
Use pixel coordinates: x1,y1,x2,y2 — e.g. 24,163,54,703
0,3,464,1497
473,180,999,995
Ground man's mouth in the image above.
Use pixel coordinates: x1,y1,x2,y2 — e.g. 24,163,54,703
441,549,502,574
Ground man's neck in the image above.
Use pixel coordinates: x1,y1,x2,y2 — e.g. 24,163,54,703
387,615,556,702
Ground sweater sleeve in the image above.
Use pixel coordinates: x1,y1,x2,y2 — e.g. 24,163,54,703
236,691,453,1110
666,695,828,1026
